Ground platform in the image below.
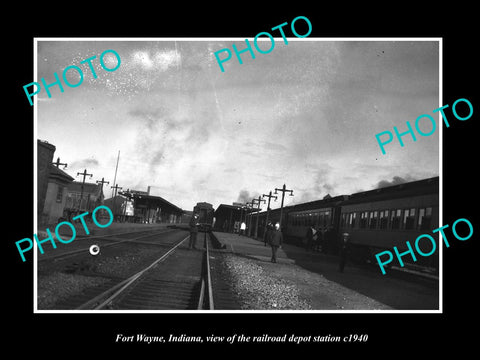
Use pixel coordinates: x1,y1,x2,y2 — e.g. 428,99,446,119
211,231,439,310
212,231,317,264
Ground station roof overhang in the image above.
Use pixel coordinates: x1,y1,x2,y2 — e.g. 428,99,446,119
120,192,184,215
214,204,256,217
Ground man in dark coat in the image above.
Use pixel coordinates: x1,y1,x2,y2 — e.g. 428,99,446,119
269,222,283,263
264,222,273,246
189,213,199,249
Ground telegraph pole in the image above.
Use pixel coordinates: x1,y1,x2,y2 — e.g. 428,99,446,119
274,184,294,228
96,177,110,210
111,150,120,198
252,196,266,239
110,183,123,221
246,202,253,237
76,169,93,211
96,177,110,189
121,189,131,222
52,157,67,169
262,190,277,236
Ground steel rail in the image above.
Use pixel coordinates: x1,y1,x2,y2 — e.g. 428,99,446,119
205,233,214,310
39,228,177,262
76,235,190,310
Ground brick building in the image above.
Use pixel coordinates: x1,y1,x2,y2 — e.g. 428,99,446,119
42,164,74,224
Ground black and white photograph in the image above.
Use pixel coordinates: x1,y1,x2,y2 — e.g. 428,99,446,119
33,38,440,312
7,7,478,353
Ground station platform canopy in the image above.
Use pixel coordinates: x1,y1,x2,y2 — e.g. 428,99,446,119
213,203,257,232
119,191,184,216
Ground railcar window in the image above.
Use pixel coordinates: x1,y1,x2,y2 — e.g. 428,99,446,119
369,211,378,229
359,211,368,229
379,210,389,229
325,210,331,226
418,207,433,230
404,208,416,230
391,209,402,230
350,212,357,228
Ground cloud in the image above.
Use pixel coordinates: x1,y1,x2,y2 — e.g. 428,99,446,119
376,175,416,189
69,157,100,169
131,50,181,71
311,168,336,197
236,189,261,204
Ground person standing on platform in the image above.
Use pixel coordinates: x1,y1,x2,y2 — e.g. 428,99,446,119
305,225,316,251
189,213,199,249
239,221,246,236
269,222,283,263
338,232,350,272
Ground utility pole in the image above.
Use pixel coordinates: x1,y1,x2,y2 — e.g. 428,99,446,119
76,169,93,211
110,183,123,221
262,190,277,236
96,177,110,209
111,150,120,198
246,202,253,237
96,177,110,188
52,157,67,169
252,196,266,239
121,189,131,222
274,184,294,228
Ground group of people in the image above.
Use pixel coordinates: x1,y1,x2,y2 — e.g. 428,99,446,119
304,225,336,253
305,225,351,272
190,213,350,272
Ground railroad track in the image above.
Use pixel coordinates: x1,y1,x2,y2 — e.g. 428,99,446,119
38,228,177,262
75,232,215,310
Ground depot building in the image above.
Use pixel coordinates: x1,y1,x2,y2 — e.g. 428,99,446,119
104,187,185,224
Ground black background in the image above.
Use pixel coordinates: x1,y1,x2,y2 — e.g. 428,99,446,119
6,4,478,355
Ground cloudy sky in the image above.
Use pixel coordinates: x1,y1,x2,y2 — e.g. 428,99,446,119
36,39,440,211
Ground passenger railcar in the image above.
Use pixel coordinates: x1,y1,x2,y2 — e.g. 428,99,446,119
193,202,214,232
339,177,439,270
284,195,346,253
253,176,439,271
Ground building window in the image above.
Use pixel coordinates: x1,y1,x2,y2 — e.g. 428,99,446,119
56,186,64,203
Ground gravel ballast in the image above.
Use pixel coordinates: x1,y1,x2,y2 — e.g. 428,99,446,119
223,254,312,310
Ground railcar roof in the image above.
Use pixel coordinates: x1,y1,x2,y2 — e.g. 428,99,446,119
342,176,439,205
